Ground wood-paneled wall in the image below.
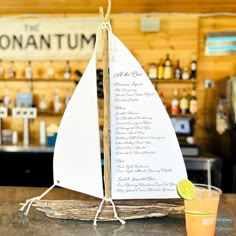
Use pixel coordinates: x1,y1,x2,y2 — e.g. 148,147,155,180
113,14,236,154
1,12,236,153
0,14,199,145
197,16,236,152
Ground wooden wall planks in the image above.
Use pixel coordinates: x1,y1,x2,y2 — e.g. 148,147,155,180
112,15,198,66
197,16,236,152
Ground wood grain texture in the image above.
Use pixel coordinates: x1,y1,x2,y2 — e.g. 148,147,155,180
0,0,236,14
1,11,236,153
197,16,236,152
0,14,199,147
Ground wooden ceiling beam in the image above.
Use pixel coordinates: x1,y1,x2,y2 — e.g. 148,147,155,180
0,0,236,14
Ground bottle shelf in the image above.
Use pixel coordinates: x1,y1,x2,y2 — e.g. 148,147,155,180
169,113,196,118
37,111,64,116
150,79,197,84
0,78,79,82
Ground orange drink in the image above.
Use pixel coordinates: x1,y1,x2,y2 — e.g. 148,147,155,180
184,184,222,236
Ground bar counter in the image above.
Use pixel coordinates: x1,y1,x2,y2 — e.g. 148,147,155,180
0,186,235,235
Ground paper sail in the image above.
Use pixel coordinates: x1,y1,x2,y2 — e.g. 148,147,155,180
53,54,104,199
109,32,188,199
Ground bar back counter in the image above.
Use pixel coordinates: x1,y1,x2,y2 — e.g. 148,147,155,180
0,145,222,189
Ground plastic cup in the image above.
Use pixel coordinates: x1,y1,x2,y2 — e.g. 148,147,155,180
184,184,222,236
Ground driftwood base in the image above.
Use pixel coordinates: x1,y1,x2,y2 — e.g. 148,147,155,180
32,199,184,221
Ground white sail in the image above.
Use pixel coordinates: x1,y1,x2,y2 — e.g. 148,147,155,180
53,53,104,199
109,32,188,199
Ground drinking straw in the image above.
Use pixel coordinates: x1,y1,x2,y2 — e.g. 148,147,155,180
207,159,212,193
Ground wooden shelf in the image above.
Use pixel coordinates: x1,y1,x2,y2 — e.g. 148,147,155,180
37,111,64,116
169,113,196,118
0,78,79,82
150,79,197,84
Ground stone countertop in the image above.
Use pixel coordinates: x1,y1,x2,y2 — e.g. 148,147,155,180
0,186,235,236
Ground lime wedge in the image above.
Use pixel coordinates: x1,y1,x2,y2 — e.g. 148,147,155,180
177,179,196,200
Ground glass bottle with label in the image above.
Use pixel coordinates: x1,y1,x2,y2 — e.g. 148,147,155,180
3,88,11,108
148,63,157,79
174,60,182,80
8,61,16,79
54,89,62,113
190,55,197,80
157,59,164,80
39,94,48,112
179,88,189,114
65,88,71,106
47,61,55,79
64,61,71,79
163,54,172,80
171,89,179,115
189,88,198,114
182,67,190,80
25,61,33,79
159,91,167,109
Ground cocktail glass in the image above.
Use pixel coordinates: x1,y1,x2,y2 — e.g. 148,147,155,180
184,184,222,236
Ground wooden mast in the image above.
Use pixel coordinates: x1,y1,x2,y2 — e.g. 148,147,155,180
100,0,111,199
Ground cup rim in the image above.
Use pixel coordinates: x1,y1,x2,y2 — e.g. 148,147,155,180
193,183,222,195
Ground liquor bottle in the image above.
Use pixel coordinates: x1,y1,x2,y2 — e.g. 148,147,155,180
189,88,198,114
190,55,197,80
39,94,48,112
3,89,11,108
65,88,71,106
186,87,191,105
148,63,157,79
39,120,46,146
47,61,55,79
159,91,167,109
0,60,4,78
25,61,33,79
157,59,164,79
171,89,179,115
182,67,190,80
64,61,71,79
8,61,16,78
54,90,62,113
174,60,182,80
179,88,189,114
163,54,172,80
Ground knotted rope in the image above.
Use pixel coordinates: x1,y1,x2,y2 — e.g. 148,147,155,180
19,184,56,216
93,197,126,225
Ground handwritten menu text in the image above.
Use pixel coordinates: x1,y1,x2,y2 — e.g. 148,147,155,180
110,70,176,199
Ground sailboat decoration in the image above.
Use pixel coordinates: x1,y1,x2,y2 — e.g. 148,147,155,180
20,0,188,224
